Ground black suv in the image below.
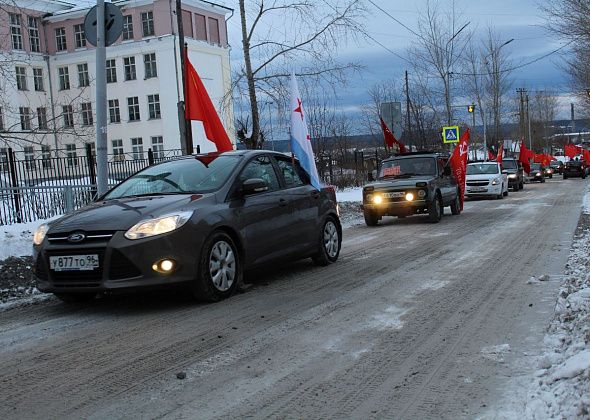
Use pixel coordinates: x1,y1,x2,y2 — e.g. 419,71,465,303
563,159,587,179
361,152,461,225
501,158,524,191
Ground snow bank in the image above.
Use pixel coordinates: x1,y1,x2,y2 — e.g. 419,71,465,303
0,219,53,260
336,187,362,202
525,221,590,418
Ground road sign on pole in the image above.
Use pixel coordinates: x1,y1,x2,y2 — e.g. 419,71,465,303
84,2,123,47
443,126,460,144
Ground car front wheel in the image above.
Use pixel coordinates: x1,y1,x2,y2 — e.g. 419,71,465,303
193,231,241,302
364,210,379,226
450,192,461,215
312,216,341,266
428,196,442,223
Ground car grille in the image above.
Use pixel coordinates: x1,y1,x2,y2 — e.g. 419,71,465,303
45,249,105,287
47,230,116,244
109,249,142,280
466,180,489,186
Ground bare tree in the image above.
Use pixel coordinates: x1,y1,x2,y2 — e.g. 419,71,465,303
236,0,366,149
530,90,559,151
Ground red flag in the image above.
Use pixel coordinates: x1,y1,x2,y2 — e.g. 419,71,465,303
496,144,503,167
565,144,577,159
519,143,532,173
533,153,543,163
449,128,470,210
488,150,495,161
379,117,407,153
184,50,233,152
583,149,590,163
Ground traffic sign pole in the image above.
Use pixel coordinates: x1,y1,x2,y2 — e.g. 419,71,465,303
95,0,108,196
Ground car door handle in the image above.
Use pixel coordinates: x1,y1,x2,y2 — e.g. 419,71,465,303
279,198,287,207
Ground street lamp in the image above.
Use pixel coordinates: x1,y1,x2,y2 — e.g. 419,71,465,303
443,22,471,126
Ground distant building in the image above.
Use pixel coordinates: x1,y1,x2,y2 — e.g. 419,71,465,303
0,0,233,170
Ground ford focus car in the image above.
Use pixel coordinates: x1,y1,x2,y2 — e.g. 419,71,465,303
465,162,508,199
32,151,342,303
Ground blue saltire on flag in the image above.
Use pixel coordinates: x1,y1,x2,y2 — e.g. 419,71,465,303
289,73,321,190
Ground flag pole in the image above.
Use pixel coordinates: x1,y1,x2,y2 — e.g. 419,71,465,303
176,0,193,154
183,43,193,153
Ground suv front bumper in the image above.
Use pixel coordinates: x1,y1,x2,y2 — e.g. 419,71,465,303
362,199,429,216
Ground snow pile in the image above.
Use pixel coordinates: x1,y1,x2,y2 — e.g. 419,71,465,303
0,219,49,260
525,227,590,418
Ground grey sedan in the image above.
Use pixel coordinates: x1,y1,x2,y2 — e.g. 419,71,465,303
32,150,342,303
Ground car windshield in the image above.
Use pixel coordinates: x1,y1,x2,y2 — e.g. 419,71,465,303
467,164,499,175
379,157,436,178
531,163,541,170
502,160,517,170
104,155,240,199
550,161,561,166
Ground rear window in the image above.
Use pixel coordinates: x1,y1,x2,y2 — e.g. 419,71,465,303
502,160,517,169
467,164,499,175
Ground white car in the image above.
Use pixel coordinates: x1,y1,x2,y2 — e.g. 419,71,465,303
465,162,509,199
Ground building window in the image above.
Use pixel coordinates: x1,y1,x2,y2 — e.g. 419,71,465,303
86,142,96,157
10,13,23,50
112,139,124,161
131,137,143,160
108,99,121,123
74,24,86,48
124,56,136,81
0,107,4,131
81,102,93,126
141,11,154,37
24,146,35,170
33,68,44,91
144,53,157,78
15,66,27,90
62,105,74,128
122,15,133,40
77,63,90,87
106,59,117,83
195,14,207,41
28,17,40,53
41,145,52,169
147,94,161,119
58,66,70,90
151,136,164,160
55,27,67,51
0,148,8,172
37,107,48,130
208,17,220,44
127,97,140,121
19,107,31,130
66,144,78,167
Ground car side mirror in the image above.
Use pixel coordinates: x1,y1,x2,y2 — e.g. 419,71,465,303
443,166,451,177
242,178,268,195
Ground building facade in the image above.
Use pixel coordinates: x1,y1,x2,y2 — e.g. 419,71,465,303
0,0,233,173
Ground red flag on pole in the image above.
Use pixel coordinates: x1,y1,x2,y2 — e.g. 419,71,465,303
184,50,233,152
488,149,495,161
565,144,577,159
379,116,407,153
519,142,532,173
496,143,503,167
449,128,470,210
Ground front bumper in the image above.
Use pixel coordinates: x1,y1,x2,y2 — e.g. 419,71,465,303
34,230,199,294
527,174,544,182
362,199,428,216
465,183,502,196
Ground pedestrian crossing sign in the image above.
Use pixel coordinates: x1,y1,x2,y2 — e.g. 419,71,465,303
443,126,460,143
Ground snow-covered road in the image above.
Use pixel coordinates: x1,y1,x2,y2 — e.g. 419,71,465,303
0,178,588,419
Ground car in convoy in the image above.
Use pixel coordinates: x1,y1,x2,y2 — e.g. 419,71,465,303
465,161,508,199
549,160,564,175
32,150,342,303
563,158,587,179
361,152,461,225
527,163,546,183
543,166,554,178
501,158,524,191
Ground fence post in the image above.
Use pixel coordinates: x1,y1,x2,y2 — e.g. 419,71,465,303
148,148,154,165
86,143,97,198
7,148,22,223
64,186,74,214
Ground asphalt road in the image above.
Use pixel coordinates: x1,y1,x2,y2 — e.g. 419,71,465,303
0,177,586,419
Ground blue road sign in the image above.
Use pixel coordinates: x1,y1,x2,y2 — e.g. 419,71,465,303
443,126,460,143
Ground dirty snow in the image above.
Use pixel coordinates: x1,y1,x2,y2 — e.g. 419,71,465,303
0,219,54,260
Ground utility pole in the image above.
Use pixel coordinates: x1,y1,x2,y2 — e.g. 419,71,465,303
526,94,532,150
516,88,527,144
471,106,476,160
176,0,193,154
405,70,412,151
95,0,107,196
571,103,576,134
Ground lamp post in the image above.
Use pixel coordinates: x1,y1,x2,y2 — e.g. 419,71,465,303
443,22,470,126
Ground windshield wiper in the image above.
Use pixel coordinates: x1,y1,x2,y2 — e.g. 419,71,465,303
120,192,189,198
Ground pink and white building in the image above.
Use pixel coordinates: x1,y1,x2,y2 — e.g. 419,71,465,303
0,0,234,167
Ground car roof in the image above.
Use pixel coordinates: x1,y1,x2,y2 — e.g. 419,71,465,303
384,152,440,161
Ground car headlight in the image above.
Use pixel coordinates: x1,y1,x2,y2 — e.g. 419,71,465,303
508,174,516,179
372,194,383,205
536,172,541,176
491,177,501,185
125,211,192,240
33,223,49,245
405,192,414,201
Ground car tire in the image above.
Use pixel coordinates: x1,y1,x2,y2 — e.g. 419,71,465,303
54,293,96,303
519,182,524,190
563,174,568,179
312,216,341,266
428,195,442,223
193,231,241,302
364,210,379,226
541,177,545,183
450,192,461,215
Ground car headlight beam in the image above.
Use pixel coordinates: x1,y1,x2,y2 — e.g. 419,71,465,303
33,223,49,245
373,194,383,205
125,211,192,240
405,192,414,201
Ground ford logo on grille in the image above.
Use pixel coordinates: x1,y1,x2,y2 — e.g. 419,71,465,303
68,232,86,243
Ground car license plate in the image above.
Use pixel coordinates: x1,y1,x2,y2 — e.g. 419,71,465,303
383,192,405,198
470,186,486,192
49,254,99,271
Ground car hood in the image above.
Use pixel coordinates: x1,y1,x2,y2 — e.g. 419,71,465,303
368,177,434,189
48,194,207,233
466,174,500,181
